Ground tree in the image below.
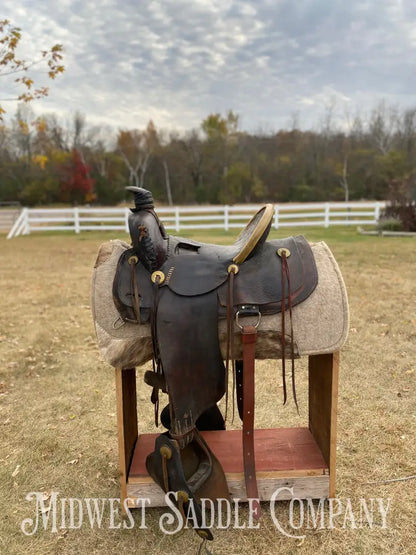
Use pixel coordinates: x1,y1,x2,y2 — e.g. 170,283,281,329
116,120,158,188
0,19,64,119
368,100,398,155
201,110,239,139
180,130,205,199
383,177,416,231
60,149,95,204
201,111,241,202
221,162,251,203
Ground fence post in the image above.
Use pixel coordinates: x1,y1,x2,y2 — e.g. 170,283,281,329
6,208,24,239
124,208,130,233
224,205,229,231
274,205,279,230
374,202,381,223
23,208,30,235
175,207,180,232
324,203,330,228
74,208,80,234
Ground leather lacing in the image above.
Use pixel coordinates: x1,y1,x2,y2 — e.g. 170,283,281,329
225,267,237,421
280,250,299,412
150,273,164,427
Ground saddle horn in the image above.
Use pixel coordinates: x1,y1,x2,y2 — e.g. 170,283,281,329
126,186,168,273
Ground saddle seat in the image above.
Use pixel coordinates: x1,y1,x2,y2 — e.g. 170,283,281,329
172,203,274,263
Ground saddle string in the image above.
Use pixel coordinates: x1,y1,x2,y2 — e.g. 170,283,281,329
281,254,287,405
284,259,298,412
225,266,238,423
150,276,163,427
225,272,232,422
281,252,298,411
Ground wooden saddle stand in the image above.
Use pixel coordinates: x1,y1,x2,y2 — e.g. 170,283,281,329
92,187,348,545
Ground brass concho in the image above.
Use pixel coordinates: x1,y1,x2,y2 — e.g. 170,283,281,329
128,255,138,265
159,445,172,459
277,247,291,258
151,270,165,284
227,263,239,275
177,490,189,503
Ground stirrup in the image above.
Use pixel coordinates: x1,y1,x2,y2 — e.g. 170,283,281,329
146,430,230,540
146,432,213,540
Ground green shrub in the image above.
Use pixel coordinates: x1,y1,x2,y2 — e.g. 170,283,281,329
377,216,403,231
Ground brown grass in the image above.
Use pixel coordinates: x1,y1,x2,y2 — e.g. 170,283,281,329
0,228,415,554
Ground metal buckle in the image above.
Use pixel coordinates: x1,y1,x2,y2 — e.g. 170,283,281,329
236,304,261,330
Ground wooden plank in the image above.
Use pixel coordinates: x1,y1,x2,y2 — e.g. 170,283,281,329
115,367,138,511
308,352,339,497
127,428,329,505
126,476,330,507
129,428,328,478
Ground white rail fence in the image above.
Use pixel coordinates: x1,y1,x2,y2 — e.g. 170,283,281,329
6,202,385,239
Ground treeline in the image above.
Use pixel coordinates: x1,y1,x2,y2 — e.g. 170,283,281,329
1,102,416,206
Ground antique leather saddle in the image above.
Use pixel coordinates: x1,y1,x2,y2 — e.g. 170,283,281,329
113,187,318,541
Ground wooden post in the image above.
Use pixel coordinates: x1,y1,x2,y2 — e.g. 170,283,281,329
115,368,138,511
74,207,80,234
175,207,180,232
124,207,130,233
274,205,279,229
224,205,229,231
324,203,330,228
308,352,339,498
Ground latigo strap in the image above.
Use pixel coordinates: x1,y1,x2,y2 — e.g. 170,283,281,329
241,324,261,518
236,305,262,519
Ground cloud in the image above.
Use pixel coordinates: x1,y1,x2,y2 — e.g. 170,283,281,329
2,0,416,132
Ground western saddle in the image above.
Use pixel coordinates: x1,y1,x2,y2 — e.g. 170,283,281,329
112,187,318,541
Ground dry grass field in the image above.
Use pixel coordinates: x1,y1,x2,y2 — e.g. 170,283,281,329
0,227,415,554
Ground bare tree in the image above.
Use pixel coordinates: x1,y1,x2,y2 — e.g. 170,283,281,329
368,100,399,154
117,120,158,188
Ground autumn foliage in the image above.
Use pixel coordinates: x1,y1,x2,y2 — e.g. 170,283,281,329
60,149,95,204
2,105,416,209
0,19,64,119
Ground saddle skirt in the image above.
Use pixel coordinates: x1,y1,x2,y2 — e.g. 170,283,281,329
92,239,349,368
113,235,317,323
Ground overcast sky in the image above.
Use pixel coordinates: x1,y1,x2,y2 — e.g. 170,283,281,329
2,0,416,134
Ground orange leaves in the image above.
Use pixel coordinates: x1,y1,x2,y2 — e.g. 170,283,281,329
18,119,29,134
33,117,47,133
20,76,34,89
32,154,48,169
0,19,65,119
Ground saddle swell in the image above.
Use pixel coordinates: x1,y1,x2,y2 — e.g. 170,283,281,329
112,188,319,540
